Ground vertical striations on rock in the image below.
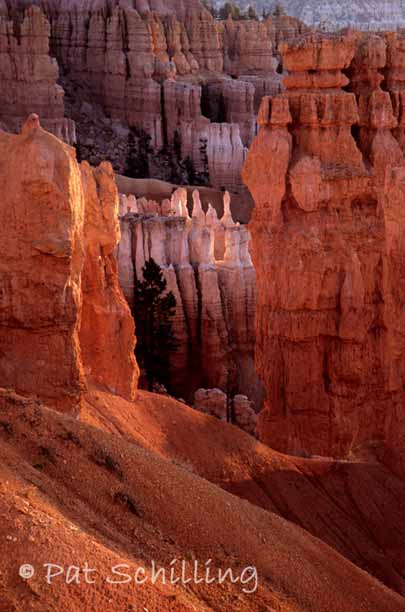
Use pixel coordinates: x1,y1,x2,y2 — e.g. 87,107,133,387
0,1,285,212
0,6,75,142
243,34,405,477
117,188,260,406
0,114,85,413
79,161,138,401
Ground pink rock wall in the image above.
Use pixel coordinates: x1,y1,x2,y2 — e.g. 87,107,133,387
0,6,75,142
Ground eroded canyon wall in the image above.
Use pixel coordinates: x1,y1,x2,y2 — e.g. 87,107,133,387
0,5,75,141
0,1,285,210
243,33,405,476
0,115,138,413
116,189,261,406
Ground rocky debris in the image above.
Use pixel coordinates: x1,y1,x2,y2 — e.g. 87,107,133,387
65,82,200,185
0,115,137,414
116,188,262,406
194,388,258,435
243,33,405,479
65,89,129,173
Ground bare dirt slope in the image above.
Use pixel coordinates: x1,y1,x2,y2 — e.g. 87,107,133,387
83,389,405,596
1,387,404,611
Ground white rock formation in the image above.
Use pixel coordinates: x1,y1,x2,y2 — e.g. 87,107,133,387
117,189,261,405
207,123,246,192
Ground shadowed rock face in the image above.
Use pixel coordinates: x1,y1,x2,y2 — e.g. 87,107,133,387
243,33,405,477
0,115,138,413
0,2,283,205
0,6,76,142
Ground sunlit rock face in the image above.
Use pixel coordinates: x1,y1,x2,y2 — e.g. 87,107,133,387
243,33,405,477
0,115,138,414
116,189,262,407
79,161,139,402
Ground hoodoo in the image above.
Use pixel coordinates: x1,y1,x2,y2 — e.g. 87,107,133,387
2,3,405,610
243,33,405,478
116,189,258,403
0,114,138,414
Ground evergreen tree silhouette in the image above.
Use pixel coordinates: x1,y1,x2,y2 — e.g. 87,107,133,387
134,258,178,391
125,127,152,178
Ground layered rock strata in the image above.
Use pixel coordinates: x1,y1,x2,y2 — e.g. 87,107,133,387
116,188,260,405
0,115,138,414
265,13,313,49
203,79,256,147
52,3,266,194
223,15,277,76
0,2,282,203
0,6,75,142
243,34,405,478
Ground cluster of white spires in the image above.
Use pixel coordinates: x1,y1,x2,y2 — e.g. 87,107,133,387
118,188,253,270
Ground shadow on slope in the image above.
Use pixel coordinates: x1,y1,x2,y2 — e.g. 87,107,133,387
0,388,404,611
82,388,405,596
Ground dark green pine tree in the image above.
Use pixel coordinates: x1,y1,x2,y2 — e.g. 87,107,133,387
134,258,179,392
125,127,152,179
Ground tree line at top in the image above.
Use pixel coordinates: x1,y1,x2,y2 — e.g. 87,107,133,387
202,1,287,21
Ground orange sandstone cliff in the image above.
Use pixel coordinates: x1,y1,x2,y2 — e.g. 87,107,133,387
1,115,405,611
0,114,138,414
243,33,405,477
79,161,138,401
